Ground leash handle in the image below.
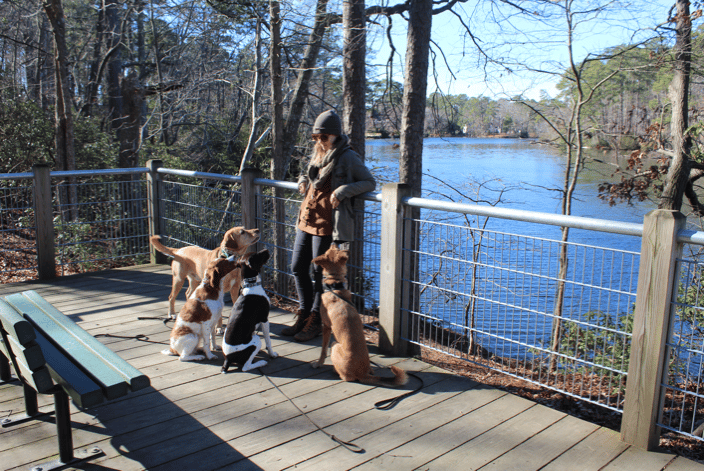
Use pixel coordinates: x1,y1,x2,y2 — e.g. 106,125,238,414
371,369,424,411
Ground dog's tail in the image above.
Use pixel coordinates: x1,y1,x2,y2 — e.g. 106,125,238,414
150,235,180,259
360,365,408,387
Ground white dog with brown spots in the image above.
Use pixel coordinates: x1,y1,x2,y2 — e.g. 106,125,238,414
162,255,241,361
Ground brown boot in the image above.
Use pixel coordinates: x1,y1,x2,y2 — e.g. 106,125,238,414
294,311,322,342
281,309,308,336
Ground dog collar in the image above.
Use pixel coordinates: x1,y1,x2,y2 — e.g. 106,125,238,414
324,281,346,291
242,277,261,289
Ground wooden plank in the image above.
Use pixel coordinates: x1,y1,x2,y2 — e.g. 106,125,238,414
2,334,45,371
0,299,36,345
419,403,565,470
6,290,150,394
0,341,53,394
541,427,629,471
476,413,599,470
32,328,105,409
601,445,677,470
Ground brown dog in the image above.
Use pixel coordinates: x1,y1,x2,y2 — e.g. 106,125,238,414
311,245,407,386
150,226,260,319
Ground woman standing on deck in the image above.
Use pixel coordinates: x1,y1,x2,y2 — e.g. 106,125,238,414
281,110,376,342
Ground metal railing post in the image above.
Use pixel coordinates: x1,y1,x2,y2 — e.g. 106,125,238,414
621,209,685,449
379,183,412,355
146,159,167,264
33,164,56,279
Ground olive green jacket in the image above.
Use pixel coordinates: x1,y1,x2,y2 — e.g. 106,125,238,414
298,136,376,242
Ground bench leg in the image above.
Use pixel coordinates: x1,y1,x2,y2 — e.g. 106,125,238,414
1,384,54,428
55,389,74,463
0,352,10,382
26,390,103,471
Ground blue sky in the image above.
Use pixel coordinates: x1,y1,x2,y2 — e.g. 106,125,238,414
363,0,681,100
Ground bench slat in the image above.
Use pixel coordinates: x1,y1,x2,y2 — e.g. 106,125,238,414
33,327,105,409
5,292,130,400
0,298,37,345
0,337,54,393
18,290,150,392
3,334,45,370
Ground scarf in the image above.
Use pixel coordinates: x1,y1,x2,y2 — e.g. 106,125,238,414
309,135,350,189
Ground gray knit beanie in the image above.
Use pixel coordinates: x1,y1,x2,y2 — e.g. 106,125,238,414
313,110,342,135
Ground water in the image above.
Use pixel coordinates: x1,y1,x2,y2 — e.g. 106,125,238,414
365,137,654,252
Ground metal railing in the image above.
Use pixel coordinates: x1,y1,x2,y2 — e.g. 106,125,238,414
1,162,702,450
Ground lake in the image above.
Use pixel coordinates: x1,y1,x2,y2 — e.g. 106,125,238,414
365,137,654,253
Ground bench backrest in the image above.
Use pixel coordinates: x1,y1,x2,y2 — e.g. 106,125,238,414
0,299,54,394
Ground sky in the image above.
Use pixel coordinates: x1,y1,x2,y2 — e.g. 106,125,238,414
362,0,680,101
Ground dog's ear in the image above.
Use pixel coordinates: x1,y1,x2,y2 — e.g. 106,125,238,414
250,249,270,271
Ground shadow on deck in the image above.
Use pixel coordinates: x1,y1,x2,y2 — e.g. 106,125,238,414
0,265,701,470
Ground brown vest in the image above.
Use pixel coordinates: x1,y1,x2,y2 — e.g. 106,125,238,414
298,174,333,236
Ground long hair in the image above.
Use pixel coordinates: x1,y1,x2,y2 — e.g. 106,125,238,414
311,135,341,166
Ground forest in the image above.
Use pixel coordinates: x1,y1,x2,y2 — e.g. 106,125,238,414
0,0,702,213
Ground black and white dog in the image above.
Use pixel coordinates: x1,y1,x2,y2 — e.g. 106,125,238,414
221,249,278,373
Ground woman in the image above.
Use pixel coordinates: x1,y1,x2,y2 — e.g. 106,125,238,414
281,110,376,342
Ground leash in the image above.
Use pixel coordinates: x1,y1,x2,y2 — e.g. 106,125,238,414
371,367,424,410
137,315,173,326
255,368,365,454
93,333,167,344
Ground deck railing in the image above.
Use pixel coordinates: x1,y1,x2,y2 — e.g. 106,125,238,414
1,161,702,450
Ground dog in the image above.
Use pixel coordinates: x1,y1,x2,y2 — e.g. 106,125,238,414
150,226,260,320
221,249,279,373
311,245,408,386
162,255,241,361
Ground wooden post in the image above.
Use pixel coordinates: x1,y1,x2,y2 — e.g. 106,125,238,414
33,164,55,279
621,209,685,450
146,159,167,264
379,183,412,355
240,167,262,246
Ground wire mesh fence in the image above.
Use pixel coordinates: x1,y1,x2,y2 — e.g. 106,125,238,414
661,249,704,441
0,179,37,281
402,212,640,412
160,178,242,249
53,175,150,275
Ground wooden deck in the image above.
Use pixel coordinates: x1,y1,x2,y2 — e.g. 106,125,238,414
1,264,702,471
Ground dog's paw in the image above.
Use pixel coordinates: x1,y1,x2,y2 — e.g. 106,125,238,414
180,354,205,361
216,327,224,335
168,312,177,319
243,360,267,372
311,360,320,369
205,352,218,361
268,351,279,359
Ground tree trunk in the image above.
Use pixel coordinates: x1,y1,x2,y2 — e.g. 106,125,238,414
281,0,330,175
399,0,432,355
82,0,104,117
399,0,432,196
342,0,366,157
270,1,287,293
43,0,77,220
659,0,692,211
105,0,125,158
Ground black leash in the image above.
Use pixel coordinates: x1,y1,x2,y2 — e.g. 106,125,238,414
369,362,425,410
256,368,365,454
137,315,173,326
93,333,167,344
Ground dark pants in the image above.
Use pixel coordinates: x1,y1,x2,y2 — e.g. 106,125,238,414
291,229,332,315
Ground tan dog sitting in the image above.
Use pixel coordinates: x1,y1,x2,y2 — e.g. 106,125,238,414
162,255,241,361
150,226,260,319
311,245,407,386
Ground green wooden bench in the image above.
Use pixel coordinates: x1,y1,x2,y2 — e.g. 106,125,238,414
0,289,150,470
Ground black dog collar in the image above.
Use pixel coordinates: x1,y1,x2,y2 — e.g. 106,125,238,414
325,281,346,291
242,277,261,289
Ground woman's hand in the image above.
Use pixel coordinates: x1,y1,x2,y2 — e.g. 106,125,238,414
330,193,340,208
